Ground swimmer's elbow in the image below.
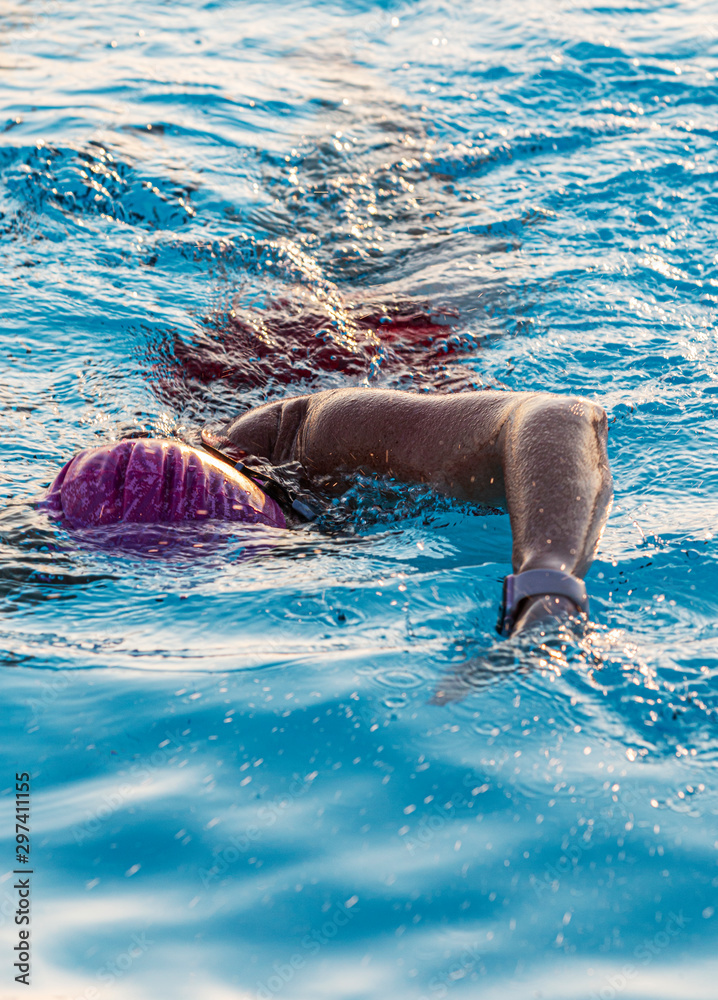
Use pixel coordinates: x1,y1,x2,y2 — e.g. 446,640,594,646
515,393,607,435
580,398,608,440
505,393,611,472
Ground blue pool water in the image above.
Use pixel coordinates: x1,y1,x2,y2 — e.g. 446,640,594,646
2,1,718,997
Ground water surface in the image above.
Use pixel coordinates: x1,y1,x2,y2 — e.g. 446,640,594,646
1,1,718,997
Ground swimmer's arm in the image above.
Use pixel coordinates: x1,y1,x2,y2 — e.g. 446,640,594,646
290,389,612,569
294,388,613,631
217,395,311,464
221,389,613,631
497,393,613,631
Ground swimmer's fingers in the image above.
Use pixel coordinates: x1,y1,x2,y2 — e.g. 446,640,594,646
430,602,587,705
430,647,519,705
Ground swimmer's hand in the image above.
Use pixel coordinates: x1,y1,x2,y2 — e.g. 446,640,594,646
430,600,585,705
430,645,519,705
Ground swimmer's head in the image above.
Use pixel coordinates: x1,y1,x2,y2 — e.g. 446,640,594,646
42,439,286,530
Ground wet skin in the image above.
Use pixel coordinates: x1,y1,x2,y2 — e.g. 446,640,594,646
214,388,613,634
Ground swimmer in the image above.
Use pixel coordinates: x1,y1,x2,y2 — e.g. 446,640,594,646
44,388,613,637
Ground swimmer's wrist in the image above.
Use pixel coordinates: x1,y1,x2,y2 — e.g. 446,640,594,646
511,594,584,635
498,569,588,636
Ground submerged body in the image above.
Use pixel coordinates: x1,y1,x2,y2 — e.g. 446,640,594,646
45,388,613,634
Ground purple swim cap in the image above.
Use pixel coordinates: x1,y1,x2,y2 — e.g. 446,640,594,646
42,439,286,530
